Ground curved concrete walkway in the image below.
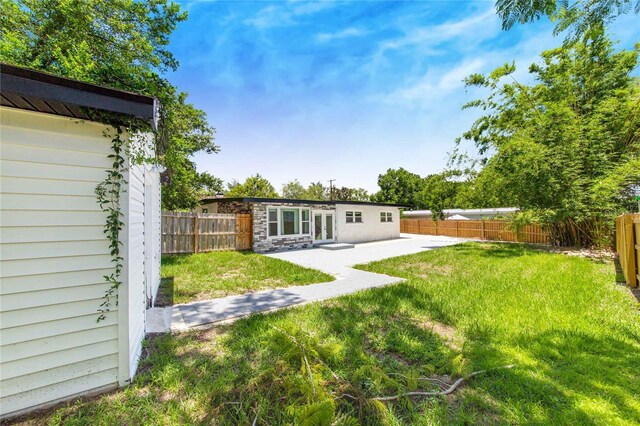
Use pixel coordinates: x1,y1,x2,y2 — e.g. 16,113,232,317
147,234,467,332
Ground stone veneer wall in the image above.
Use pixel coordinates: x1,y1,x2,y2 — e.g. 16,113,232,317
215,201,252,214
253,202,334,253
210,201,335,252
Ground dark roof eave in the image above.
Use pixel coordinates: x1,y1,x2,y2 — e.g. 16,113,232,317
199,197,410,208
1,63,158,129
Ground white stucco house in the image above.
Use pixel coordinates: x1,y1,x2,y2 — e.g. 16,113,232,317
0,64,161,418
195,197,407,252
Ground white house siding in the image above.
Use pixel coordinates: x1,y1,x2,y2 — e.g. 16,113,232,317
119,160,161,381
335,204,400,243
120,163,147,382
148,167,162,304
0,108,120,416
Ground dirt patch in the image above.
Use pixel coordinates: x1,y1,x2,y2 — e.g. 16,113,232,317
135,386,151,398
157,390,176,403
445,387,504,425
364,336,413,367
539,246,614,261
195,324,231,342
417,320,462,350
136,333,166,376
219,270,245,279
3,387,122,426
261,278,286,287
628,286,640,304
398,262,454,278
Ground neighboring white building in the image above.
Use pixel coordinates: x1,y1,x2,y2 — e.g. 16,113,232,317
0,64,161,419
196,198,405,252
403,207,519,221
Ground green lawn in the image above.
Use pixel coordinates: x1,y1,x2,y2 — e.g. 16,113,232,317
161,251,334,303
17,243,640,425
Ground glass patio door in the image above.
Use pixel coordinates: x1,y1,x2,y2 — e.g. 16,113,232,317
313,211,335,243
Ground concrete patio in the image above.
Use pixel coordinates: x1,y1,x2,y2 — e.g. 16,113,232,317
147,234,467,332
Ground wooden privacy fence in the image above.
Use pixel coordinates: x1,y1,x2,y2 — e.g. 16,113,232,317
400,219,550,244
162,212,252,254
616,213,640,287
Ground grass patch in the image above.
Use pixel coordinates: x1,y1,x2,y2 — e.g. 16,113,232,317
16,243,640,425
161,251,334,303
154,277,174,306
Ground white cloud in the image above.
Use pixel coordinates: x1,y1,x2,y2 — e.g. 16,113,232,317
244,1,337,29
370,7,559,110
244,5,293,29
389,58,486,102
291,1,335,16
438,59,485,90
377,8,498,54
364,6,499,82
315,27,369,43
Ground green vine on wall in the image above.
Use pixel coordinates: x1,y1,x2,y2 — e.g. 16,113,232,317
91,112,156,322
95,125,127,322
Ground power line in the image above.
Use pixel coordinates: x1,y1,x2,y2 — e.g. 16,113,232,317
328,179,336,201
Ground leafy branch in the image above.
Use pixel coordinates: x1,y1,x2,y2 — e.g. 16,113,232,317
271,325,515,425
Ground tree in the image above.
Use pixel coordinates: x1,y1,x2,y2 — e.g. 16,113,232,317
226,174,279,198
330,187,370,202
371,168,424,208
198,172,224,197
281,180,333,200
350,188,371,202
226,179,240,192
417,172,470,218
282,180,307,199
496,0,640,42
457,30,640,246
305,182,328,200
0,0,220,210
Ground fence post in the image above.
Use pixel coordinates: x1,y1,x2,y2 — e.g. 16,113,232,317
481,220,485,240
456,220,459,237
193,214,199,253
635,218,640,287
624,215,637,287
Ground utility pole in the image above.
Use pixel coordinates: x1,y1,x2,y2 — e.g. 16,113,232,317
328,179,336,201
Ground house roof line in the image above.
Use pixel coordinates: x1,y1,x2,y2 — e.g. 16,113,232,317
199,197,410,208
0,63,158,129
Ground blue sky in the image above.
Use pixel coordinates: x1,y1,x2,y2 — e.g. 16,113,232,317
168,1,639,193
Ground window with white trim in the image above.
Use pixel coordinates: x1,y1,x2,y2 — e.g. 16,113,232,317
380,212,393,222
267,207,311,237
302,209,310,234
346,211,363,223
281,208,299,235
268,208,278,237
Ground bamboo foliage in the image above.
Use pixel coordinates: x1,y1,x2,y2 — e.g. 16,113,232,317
162,212,252,254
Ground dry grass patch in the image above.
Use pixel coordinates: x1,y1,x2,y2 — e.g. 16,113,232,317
397,261,454,278
418,319,462,350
